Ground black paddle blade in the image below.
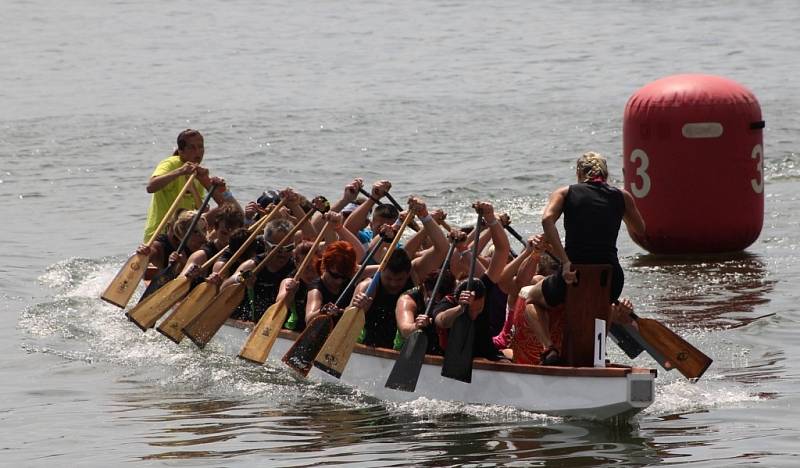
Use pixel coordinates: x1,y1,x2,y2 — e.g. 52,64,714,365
282,315,334,376
138,266,177,302
385,331,428,392
608,323,645,359
441,313,475,383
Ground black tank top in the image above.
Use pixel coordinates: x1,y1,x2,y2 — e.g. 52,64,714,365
362,278,415,348
249,258,295,321
309,277,354,308
189,241,221,289
154,233,176,267
283,280,309,331
563,182,625,264
404,286,443,355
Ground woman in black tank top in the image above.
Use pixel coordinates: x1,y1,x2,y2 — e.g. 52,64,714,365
305,241,357,325
522,152,646,363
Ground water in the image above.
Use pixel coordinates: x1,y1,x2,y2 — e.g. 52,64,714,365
2,0,799,465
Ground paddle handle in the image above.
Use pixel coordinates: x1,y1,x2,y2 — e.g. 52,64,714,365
171,183,218,258
504,225,526,247
145,174,197,246
358,187,384,206
219,198,288,276
376,208,415,272
460,214,483,315
421,241,457,318
383,192,403,211
200,248,226,271
358,188,420,232
384,192,421,232
334,238,383,308
292,221,330,281
465,215,482,288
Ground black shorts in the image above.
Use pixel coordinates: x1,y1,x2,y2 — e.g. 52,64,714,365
541,263,624,307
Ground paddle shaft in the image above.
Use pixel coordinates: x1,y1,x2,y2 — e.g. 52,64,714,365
336,238,383,308
146,174,197,246
358,187,385,206
358,188,421,232
504,225,526,248
421,241,457,318
441,213,482,383
173,184,218,256
464,216,483,304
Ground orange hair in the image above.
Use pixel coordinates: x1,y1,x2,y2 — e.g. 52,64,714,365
316,241,356,277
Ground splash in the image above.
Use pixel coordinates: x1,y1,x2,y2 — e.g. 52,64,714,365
389,397,558,423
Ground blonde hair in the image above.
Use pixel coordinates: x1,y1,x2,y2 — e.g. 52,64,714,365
576,151,609,182
170,209,205,240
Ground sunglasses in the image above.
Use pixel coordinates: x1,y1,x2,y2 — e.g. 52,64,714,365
326,270,348,280
265,240,294,253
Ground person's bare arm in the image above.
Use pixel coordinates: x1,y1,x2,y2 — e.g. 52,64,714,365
147,162,196,193
325,211,366,260
434,291,473,329
409,198,449,281
316,178,362,230
395,293,419,338
541,186,573,284
343,180,390,234
622,189,646,239
476,201,509,284
305,288,324,323
498,240,532,294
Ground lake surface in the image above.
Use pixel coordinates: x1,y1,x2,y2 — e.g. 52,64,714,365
2,0,799,465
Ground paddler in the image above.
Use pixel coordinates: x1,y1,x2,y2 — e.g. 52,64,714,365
143,128,241,241
523,151,646,365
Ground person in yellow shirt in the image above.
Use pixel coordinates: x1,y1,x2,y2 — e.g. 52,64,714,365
143,129,238,241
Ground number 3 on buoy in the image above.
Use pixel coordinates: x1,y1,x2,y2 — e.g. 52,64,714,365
628,148,651,198
751,144,764,194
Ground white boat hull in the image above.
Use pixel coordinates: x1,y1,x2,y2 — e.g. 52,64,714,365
218,320,655,420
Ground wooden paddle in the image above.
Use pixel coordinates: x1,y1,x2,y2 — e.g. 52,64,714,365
441,213,482,383
281,238,385,376
137,183,218,302
630,312,713,380
101,175,197,308
126,249,224,331
155,204,283,343
182,200,323,348
238,221,331,364
385,239,457,391
313,210,415,378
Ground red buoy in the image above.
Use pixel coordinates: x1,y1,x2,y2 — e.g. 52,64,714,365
623,74,764,254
